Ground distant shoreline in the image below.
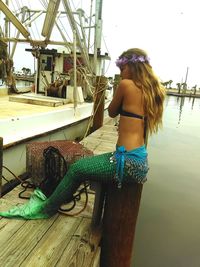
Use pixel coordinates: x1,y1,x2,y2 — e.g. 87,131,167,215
166,88,200,98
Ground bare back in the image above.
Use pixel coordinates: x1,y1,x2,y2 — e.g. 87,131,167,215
108,79,145,151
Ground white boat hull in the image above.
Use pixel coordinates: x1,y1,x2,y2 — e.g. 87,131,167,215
1,100,110,181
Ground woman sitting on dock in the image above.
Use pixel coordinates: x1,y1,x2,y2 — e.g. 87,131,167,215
0,48,165,219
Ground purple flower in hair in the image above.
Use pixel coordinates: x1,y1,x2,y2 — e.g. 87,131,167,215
116,54,150,68
131,55,137,62
116,57,129,67
138,56,145,62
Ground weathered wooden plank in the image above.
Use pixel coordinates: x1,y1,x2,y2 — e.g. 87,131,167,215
0,137,2,197
103,117,119,126
93,125,117,133
89,127,117,135
0,185,34,214
0,218,26,245
20,216,81,267
84,131,117,143
81,140,116,155
0,188,98,267
86,131,117,140
83,137,117,147
0,216,59,267
82,143,115,155
94,144,115,154
9,95,69,107
55,217,100,267
81,141,100,151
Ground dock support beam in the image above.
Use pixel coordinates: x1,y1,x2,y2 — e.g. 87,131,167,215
0,137,3,198
100,183,143,267
92,76,106,132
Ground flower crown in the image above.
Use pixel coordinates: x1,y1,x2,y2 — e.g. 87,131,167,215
116,54,150,68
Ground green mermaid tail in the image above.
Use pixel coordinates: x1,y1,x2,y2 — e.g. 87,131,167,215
0,153,115,219
0,189,50,219
0,150,148,220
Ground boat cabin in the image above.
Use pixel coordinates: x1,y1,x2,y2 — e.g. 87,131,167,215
25,47,110,102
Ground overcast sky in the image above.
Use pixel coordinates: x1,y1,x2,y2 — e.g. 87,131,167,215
102,0,200,87
5,0,200,88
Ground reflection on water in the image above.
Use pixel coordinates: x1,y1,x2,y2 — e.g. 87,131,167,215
178,97,185,124
132,96,200,267
166,96,198,125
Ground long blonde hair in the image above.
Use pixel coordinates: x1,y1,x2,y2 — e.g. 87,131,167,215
119,48,166,135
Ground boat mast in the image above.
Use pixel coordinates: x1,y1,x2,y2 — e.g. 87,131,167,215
41,0,61,41
73,30,77,109
93,0,103,75
0,0,30,38
10,6,27,59
62,0,91,73
5,0,9,55
87,0,94,52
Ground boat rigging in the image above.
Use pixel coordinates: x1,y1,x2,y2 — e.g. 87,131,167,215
0,0,110,100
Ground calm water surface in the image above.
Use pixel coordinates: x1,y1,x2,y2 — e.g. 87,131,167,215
132,96,200,267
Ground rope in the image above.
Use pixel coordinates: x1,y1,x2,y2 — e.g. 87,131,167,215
58,181,89,216
18,181,36,199
2,175,10,183
2,165,23,183
2,165,35,199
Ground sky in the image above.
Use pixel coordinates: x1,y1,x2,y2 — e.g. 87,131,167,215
102,0,200,88
2,0,200,88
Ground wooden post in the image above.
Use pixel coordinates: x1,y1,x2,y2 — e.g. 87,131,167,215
100,183,143,267
113,74,121,93
0,137,3,198
90,182,106,228
92,76,106,132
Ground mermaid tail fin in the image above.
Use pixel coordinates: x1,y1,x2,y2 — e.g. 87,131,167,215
0,189,49,219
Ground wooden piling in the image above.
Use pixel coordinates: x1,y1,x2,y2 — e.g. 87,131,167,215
113,74,121,93
100,183,143,267
0,137,3,198
92,76,107,132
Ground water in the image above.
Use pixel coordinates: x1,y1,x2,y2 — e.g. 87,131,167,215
132,96,200,267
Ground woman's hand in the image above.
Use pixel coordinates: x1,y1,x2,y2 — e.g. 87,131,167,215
108,80,125,117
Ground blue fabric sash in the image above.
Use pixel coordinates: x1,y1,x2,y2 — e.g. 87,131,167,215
114,145,147,187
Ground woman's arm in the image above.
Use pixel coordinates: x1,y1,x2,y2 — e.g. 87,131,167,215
108,80,126,118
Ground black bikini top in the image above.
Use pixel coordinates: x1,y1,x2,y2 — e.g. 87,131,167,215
119,107,147,139
119,107,146,120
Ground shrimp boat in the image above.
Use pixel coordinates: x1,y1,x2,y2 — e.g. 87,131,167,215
0,0,112,182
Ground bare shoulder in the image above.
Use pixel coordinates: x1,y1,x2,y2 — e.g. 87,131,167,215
118,79,137,92
119,79,133,87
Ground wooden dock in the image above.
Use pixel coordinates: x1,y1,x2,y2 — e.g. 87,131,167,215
0,118,118,267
